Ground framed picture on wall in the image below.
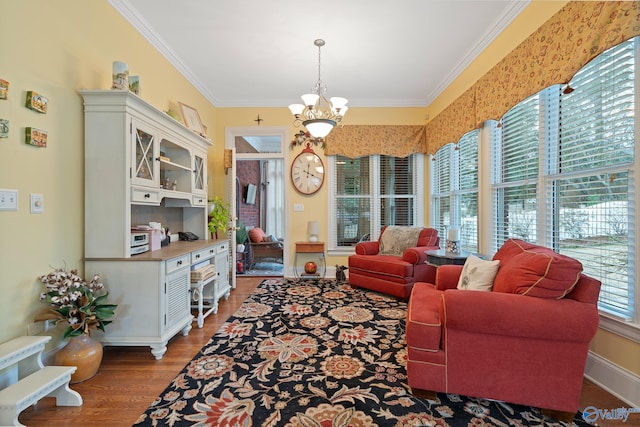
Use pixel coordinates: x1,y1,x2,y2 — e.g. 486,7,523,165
178,102,206,136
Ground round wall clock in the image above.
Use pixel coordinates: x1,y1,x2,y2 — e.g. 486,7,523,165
291,145,325,195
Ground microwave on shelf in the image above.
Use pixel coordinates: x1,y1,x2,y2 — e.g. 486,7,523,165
130,231,150,255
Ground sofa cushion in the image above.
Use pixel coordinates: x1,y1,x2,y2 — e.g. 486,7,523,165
493,240,583,298
457,255,500,291
379,226,423,255
248,227,266,243
349,254,414,279
417,228,439,247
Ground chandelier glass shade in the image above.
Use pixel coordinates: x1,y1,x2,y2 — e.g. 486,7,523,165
289,39,347,139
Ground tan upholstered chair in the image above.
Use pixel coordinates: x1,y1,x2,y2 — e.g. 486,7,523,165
247,227,283,269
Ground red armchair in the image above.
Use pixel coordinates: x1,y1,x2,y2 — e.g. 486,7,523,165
406,239,601,415
348,226,440,299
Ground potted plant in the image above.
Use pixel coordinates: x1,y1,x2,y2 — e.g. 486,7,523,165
35,265,117,383
208,196,231,239
236,222,248,253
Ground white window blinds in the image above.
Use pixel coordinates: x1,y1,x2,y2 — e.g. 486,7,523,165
331,154,422,249
552,38,636,319
458,130,479,252
493,93,541,248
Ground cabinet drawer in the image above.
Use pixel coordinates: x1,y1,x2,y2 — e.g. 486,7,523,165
192,195,207,207
216,242,228,253
191,246,216,263
166,254,190,274
131,187,161,205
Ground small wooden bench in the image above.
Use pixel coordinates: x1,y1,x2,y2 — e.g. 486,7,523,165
0,336,82,426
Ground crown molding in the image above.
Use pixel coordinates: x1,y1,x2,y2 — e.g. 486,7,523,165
108,0,221,106
424,0,531,105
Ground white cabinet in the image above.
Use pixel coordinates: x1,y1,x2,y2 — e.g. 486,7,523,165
81,90,219,359
86,255,193,360
80,90,212,259
131,118,160,188
213,241,231,301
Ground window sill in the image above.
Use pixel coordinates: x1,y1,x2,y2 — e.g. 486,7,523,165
328,248,356,258
598,313,640,343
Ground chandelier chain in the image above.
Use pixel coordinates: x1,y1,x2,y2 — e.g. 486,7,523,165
315,39,325,95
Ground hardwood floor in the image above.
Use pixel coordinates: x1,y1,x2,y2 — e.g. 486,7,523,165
19,277,634,426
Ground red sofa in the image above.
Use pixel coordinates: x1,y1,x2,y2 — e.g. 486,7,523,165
406,239,601,414
348,226,440,299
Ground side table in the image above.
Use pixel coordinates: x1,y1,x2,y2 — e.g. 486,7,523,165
425,249,473,266
294,241,326,279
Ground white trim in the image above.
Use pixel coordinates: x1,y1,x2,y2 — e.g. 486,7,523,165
599,315,640,344
585,350,640,408
224,126,290,276
423,1,530,105
108,0,220,106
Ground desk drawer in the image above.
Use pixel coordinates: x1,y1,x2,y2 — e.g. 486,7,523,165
192,195,207,206
131,187,160,205
166,254,190,274
191,246,216,263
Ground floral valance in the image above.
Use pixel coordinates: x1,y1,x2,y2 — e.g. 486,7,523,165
426,1,640,154
325,125,427,158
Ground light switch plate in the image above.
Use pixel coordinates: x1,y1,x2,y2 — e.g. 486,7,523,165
30,193,44,214
0,189,18,211
293,203,304,212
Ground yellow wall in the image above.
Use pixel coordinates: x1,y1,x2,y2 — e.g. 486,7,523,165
1,0,638,382
0,0,215,345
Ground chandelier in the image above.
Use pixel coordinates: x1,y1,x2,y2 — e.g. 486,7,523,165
289,39,348,139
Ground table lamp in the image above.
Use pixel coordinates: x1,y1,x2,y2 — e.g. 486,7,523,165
307,221,319,242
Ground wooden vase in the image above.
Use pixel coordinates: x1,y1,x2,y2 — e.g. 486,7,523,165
54,334,104,383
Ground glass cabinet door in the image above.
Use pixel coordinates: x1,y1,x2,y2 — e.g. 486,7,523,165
193,151,206,195
132,119,159,187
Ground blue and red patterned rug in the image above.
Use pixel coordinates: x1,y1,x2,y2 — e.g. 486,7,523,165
134,278,592,426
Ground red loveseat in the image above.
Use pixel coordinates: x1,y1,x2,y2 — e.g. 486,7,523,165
348,226,440,299
406,239,601,414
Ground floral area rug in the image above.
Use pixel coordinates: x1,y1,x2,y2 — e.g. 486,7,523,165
134,278,593,427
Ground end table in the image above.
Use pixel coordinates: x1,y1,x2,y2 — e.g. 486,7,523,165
425,249,474,266
294,241,326,279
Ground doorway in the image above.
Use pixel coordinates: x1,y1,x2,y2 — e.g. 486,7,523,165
225,127,289,278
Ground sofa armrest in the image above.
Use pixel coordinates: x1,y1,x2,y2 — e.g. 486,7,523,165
355,241,380,255
402,245,440,265
443,290,599,342
434,265,463,290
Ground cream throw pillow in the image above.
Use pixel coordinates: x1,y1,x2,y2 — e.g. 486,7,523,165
457,255,500,291
379,226,423,256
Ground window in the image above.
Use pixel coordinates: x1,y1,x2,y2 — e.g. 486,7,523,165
330,154,424,250
491,38,636,321
431,130,479,252
493,93,541,246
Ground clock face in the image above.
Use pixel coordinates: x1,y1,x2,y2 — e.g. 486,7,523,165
291,150,325,195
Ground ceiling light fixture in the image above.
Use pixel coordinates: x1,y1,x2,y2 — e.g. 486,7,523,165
289,39,348,139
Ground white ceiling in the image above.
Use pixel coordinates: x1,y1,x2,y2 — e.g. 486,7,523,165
111,0,529,108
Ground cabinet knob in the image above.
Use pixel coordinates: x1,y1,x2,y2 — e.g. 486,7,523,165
144,193,150,198
195,254,200,259
177,260,182,266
